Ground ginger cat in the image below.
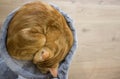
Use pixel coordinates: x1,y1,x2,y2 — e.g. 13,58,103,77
6,1,73,77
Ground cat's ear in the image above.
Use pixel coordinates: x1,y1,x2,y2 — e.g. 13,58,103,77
49,64,59,77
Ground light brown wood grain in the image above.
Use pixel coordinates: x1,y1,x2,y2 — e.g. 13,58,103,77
1,0,120,79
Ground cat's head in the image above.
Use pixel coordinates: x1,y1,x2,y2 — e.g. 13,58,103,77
33,47,59,77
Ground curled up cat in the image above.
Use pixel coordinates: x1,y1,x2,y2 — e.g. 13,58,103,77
6,1,73,78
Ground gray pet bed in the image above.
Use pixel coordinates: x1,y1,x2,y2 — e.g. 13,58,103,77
0,3,77,79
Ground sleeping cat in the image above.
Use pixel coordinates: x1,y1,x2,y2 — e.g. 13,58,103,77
6,1,73,77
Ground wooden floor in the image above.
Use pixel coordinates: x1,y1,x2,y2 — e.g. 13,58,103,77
1,0,120,79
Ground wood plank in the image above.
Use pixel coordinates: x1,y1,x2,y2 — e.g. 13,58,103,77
1,0,120,79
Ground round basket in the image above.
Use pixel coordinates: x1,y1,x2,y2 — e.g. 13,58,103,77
0,3,77,79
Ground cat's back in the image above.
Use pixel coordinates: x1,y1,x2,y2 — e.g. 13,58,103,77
8,1,55,35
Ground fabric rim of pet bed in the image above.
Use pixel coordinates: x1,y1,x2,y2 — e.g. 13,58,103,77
0,2,77,79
